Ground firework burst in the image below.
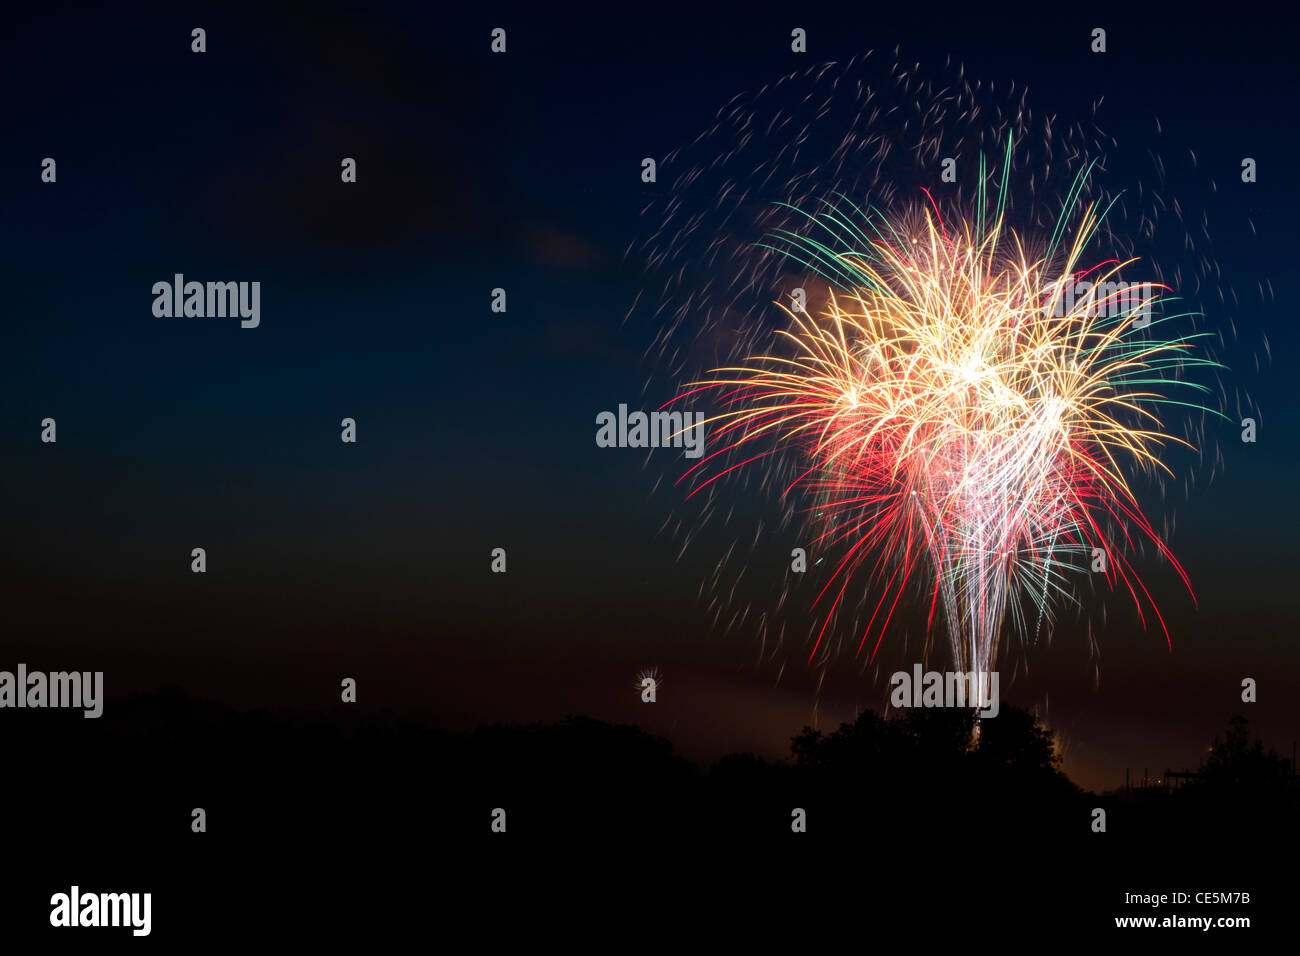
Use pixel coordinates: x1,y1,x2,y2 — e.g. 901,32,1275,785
676,163,1220,675
631,52,1253,684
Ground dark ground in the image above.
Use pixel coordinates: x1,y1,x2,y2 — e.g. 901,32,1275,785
3,692,1292,942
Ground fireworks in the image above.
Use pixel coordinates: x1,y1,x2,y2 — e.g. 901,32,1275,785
631,53,1247,680
636,668,663,701
677,166,1218,675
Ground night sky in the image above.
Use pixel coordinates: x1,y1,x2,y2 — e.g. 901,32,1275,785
3,2,1297,796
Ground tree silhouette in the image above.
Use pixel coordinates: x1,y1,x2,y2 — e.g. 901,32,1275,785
973,705,1060,774
1198,715,1291,792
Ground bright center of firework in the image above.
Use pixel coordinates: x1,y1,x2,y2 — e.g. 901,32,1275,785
1040,396,1065,427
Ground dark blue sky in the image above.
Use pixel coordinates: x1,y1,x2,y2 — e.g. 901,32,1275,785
2,2,1296,791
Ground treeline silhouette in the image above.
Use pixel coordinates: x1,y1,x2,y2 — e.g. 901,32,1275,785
4,690,1296,939
5,689,1293,849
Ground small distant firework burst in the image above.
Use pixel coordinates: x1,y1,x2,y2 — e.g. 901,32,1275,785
677,153,1218,676
636,667,663,695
